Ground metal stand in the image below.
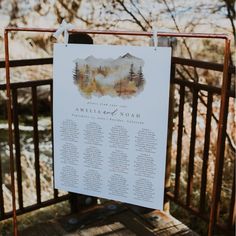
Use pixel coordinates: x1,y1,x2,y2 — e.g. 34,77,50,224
4,27,231,236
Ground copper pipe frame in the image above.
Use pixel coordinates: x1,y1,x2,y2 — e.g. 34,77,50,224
4,30,18,236
208,37,231,235
4,27,231,236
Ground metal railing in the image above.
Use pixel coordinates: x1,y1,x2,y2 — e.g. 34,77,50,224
0,76,70,221
168,57,235,235
0,57,235,234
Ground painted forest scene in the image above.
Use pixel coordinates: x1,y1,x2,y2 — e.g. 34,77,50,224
73,53,145,98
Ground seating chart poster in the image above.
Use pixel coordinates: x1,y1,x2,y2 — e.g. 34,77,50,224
53,44,171,209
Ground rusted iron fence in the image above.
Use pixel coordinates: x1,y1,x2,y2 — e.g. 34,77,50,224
0,62,70,221
167,57,235,235
0,57,235,234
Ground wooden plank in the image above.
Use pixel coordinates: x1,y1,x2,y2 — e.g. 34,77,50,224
77,225,113,236
116,213,155,236
75,220,134,236
144,210,198,236
18,222,66,236
106,222,135,236
18,202,198,236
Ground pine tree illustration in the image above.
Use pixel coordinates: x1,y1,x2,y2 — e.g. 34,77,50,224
138,66,144,87
73,62,79,83
129,63,134,81
84,64,90,85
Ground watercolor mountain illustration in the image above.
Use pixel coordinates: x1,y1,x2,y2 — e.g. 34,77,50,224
73,53,145,98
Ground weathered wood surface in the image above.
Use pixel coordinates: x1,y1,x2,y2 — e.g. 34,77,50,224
19,202,198,236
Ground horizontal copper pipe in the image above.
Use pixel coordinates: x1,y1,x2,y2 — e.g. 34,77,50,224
5,27,230,39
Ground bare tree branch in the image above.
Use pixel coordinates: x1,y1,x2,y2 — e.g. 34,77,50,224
116,0,147,31
57,0,92,25
130,0,152,29
224,0,236,43
162,0,200,82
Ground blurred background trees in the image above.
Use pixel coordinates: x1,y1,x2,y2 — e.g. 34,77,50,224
0,0,235,60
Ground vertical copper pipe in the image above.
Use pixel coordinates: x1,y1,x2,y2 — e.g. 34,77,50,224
4,29,18,235
208,38,231,236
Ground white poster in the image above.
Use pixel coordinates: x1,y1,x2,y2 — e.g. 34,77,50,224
53,44,171,209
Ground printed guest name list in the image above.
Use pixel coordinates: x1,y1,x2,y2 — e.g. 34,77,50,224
53,44,171,209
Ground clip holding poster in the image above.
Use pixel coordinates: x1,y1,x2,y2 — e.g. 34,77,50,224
153,27,158,50
53,19,74,44
53,43,172,210
149,27,158,50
